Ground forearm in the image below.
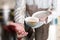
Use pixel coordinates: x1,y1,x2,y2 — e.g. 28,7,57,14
14,0,26,24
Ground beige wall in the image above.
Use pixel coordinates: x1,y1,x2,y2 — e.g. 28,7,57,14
56,16,60,40
0,0,15,9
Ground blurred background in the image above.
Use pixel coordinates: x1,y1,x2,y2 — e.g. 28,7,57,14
0,0,15,40
0,0,60,40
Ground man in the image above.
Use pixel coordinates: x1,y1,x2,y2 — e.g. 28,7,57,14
14,0,56,40
2,0,56,40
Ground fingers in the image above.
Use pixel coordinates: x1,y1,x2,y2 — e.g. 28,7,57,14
39,17,48,22
21,32,28,36
39,17,46,21
17,32,28,38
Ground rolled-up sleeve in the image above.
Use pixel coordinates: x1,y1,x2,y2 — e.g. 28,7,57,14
14,0,26,24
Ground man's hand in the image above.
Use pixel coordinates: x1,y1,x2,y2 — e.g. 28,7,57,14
39,17,48,23
9,22,28,38
39,11,52,23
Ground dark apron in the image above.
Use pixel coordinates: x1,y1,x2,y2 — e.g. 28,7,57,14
26,4,50,40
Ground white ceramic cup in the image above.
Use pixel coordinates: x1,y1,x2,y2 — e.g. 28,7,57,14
25,17,39,27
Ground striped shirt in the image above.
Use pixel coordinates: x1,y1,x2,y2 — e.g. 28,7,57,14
14,0,56,24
